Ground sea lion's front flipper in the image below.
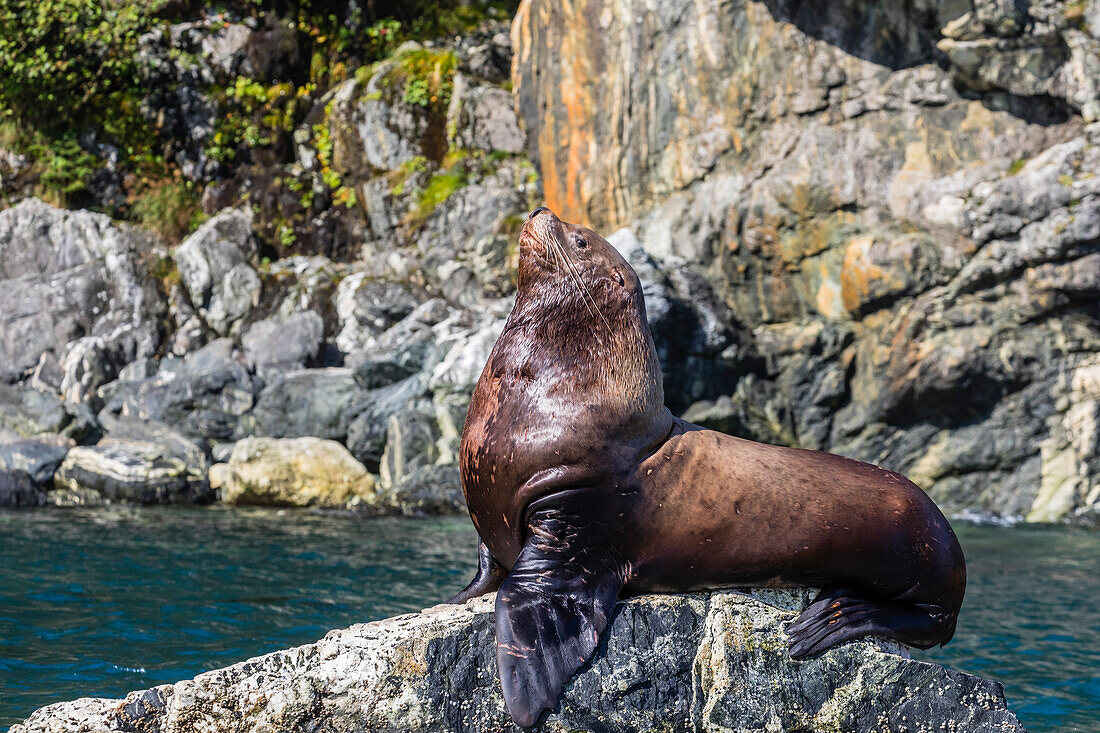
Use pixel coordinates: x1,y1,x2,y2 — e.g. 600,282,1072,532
445,539,507,604
495,506,623,727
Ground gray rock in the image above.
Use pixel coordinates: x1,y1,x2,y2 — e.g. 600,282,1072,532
98,412,209,477
374,398,465,515
58,337,121,409
347,298,455,389
415,159,529,272
241,311,325,376
0,384,98,441
345,374,430,469
353,53,434,172
200,23,253,77
237,368,359,442
447,74,525,154
101,339,255,445
456,23,513,83
173,209,260,336
10,590,1025,733
0,469,45,507
53,439,212,505
334,274,423,353
29,352,64,393
0,437,71,486
0,199,165,383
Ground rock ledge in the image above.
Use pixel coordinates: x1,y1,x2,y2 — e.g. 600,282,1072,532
13,590,1025,733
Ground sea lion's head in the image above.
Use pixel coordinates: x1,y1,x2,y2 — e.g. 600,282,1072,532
512,206,664,412
516,206,642,322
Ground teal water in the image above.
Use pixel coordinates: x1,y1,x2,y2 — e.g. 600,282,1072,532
1,508,1097,732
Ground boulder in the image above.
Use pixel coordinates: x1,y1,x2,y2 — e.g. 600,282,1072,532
333,274,423,354
0,437,71,486
0,199,165,383
52,439,212,505
0,384,98,441
241,311,325,376
97,413,210,477
173,209,260,336
447,73,525,154
236,368,359,442
213,436,376,508
10,590,1025,732
101,339,256,445
347,298,454,390
0,469,45,507
374,400,465,515
345,374,430,469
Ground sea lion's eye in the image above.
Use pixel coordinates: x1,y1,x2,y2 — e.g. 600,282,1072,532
574,235,587,249
613,270,625,287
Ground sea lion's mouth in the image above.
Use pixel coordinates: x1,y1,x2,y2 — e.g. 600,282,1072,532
518,225,545,259
520,208,558,261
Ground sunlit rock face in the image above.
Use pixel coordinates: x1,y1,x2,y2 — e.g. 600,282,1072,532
513,0,1100,523
11,590,1025,733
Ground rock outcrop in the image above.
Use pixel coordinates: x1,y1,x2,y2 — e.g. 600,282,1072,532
1,2,1097,524
211,436,376,508
513,0,1100,524
10,590,1025,733
0,199,165,386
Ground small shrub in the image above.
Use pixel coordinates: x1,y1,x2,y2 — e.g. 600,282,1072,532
129,178,201,243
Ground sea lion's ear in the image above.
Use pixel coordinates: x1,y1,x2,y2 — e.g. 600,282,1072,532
494,507,623,727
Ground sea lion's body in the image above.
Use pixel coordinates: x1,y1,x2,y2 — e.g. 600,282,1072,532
451,208,965,727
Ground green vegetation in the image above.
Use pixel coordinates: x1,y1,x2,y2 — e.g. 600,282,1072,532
1007,157,1029,175
408,168,467,227
0,0,156,140
0,0,520,252
128,177,203,242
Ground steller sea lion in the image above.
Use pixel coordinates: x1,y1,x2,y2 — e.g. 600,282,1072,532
447,207,966,727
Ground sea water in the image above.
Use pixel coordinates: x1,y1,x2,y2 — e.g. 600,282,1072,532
1,507,1096,731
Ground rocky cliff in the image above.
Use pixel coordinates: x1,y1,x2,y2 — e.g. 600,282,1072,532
515,0,1100,524
0,1,1097,524
10,590,1026,733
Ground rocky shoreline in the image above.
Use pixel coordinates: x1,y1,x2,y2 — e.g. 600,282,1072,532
1,0,1099,524
10,589,1027,733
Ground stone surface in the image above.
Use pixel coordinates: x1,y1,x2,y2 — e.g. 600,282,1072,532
214,436,375,508
52,438,212,505
0,199,165,383
10,590,1025,733
447,74,525,154
0,469,45,507
240,310,325,376
100,339,256,445
0,384,97,442
237,368,360,442
0,437,71,486
513,0,1100,523
173,208,260,336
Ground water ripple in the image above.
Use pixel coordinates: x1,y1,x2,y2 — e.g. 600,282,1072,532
1,507,1097,732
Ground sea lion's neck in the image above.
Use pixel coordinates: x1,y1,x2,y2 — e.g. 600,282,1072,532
504,282,665,414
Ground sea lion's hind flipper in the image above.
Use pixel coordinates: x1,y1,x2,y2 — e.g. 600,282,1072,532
495,509,623,727
445,539,507,604
785,588,950,658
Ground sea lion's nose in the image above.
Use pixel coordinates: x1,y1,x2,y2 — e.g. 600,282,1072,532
527,206,550,221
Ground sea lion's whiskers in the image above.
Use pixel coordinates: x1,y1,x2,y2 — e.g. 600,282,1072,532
554,238,613,334
549,237,597,322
